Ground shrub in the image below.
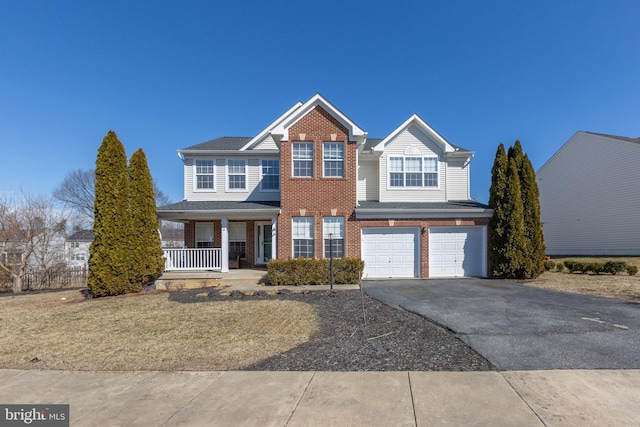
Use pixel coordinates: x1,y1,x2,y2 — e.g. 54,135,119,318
555,263,565,272
603,261,627,275
564,260,584,273
543,260,556,271
627,265,638,276
266,257,364,286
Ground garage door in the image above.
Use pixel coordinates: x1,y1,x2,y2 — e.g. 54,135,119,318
429,227,486,277
361,227,419,278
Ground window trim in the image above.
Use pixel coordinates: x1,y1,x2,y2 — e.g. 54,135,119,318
388,156,440,190
322,142,345,178
260,159,280,192
323,216,345,258
195,222,215,248
193,158,216,192
292,142,314,178
225,159,247,192
292,217,314,258
228,222,247,260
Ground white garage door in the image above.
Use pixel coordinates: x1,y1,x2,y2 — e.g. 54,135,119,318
361,228,419,278
429,227,486,277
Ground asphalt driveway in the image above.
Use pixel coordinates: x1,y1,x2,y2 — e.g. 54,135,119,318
363,279,640,370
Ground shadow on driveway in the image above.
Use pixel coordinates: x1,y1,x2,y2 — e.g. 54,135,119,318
363,279,640,370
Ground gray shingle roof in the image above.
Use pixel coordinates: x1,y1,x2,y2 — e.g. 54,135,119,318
181,137,252,151
158,200,280,211
356,200,490,210
67,230,94,242
584,132,640,144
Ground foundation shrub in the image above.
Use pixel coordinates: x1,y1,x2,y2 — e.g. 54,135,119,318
266,257,364,286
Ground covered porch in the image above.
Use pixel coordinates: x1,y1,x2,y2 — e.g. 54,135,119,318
157,200,280,273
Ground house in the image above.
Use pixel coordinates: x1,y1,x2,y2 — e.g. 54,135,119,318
536,131,640,255
157,94,492,278
66,229,93,268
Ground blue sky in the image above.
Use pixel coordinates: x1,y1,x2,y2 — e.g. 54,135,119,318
1,0,639,204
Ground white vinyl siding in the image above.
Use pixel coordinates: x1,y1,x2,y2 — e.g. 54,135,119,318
446,157,470,200
357,156,379,201
537,132,640,255
378,126,448,203
183,156,280,201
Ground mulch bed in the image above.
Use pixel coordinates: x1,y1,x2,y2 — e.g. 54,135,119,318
171,288,494,372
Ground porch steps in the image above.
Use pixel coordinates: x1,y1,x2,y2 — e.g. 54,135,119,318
155,269,267,291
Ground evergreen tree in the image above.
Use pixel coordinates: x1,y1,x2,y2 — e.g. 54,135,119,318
88,131,136,296
520,153,546,277
501,157,528,278
128,148,165,287
488,144,509,277
489,141,546,279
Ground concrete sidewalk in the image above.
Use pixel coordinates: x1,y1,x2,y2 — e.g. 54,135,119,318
1,369,639,426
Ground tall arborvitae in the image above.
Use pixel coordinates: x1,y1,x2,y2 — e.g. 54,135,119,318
490,141,546,279
521,153,546,277
128,148,165,287
488,144,509,277
501,157,528,278
88,131,136,296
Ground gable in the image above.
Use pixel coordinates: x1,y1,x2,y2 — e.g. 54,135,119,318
383,124,444,157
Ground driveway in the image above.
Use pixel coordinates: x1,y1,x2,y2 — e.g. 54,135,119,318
363,279,640,370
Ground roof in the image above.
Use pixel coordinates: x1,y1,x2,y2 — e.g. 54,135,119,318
181,137,252,152
67,230,94,242
157,200,281,222
355,200,492,219
583,132,640,144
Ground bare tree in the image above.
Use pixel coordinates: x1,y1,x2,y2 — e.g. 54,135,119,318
0,192,68,292
53,168,170,226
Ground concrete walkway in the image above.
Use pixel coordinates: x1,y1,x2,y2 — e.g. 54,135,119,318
1,369,639,426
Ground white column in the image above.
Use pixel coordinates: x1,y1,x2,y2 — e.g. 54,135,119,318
221,218,229,272
271,216,278,259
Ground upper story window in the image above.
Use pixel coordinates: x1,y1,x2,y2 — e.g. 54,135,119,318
195,159,215,191
323,143,344,178
389,157,438,188
261,160,280,191
226,159,246,191
293,142,313,177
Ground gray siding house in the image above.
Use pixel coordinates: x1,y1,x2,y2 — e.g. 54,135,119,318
536,131,640,255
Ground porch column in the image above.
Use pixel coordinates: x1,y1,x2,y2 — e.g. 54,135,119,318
221,218,229,272
271,216,278,259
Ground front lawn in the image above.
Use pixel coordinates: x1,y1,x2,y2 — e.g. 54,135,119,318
523,256,640,302
0,290,318,371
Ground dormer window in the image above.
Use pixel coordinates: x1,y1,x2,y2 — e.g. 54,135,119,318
389,156,438,188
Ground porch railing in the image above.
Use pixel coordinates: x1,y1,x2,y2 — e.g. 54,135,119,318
163,248,222,271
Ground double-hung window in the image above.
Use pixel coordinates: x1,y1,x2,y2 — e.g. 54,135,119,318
195,159,215,190
323,217,344,258
226,159,246,190
261,160,280,191
228,222,246,259
195,223,214,248
293,142,313,177
292,217,314,258
323,142,344,177
389,157,438,188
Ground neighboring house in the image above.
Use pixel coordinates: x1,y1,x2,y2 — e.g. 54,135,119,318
157,94,492,278
537,131,640,255
66,230,93,268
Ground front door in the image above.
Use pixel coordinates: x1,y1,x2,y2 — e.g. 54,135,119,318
256,222,272,264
